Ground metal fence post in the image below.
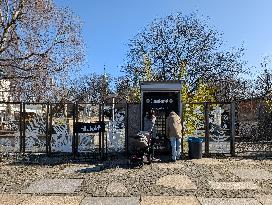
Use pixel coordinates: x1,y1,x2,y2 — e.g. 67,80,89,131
98,104,102,159
22,102,26,154
48,103,53,155
75,102,79,157
181,102,184,157
19,102,23,153
45,103,49,155
125,103,129,157
101,103,105,160
230,101,236,156
105,103,108,159
72,103,77,158
204,102,210,155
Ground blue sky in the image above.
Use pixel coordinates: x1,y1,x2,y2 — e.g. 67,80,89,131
55,0,272,77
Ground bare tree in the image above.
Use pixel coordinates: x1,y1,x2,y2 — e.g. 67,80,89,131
68,73,112,103
0,0,85,102
213,77,253,101
123,12,246,96
254,56,272,98
115,76,141,102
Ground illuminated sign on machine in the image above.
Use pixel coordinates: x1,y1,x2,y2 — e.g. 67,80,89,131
146,98,174,104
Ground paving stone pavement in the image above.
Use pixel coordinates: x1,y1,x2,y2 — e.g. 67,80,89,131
140,196,200,205
2,195,271,205
208,181,260,190
156,174,197,190
254,195,272,205
106,182,128,194
0,194,30,205
80,197,139,205
230,159,260,166
197,197,261,205
1,157,272,204
22,179,83,194
211,170,224,180
20,196,84,205
230,168,272,180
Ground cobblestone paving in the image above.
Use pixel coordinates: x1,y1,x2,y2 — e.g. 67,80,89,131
0,156,272,204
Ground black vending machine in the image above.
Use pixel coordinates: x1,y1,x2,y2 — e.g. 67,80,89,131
140,81,182,153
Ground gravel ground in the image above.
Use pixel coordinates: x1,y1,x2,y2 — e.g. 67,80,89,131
0,154,272,199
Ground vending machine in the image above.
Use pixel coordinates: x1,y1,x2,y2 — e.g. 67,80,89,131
140,81,182,140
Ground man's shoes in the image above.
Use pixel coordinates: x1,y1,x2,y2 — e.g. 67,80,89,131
170,159,176,162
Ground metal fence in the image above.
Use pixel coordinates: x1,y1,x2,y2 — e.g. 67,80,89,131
0,100,271,158
235,99,272,156
181,100,272,157
181,102,235,156
0,102,133,159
